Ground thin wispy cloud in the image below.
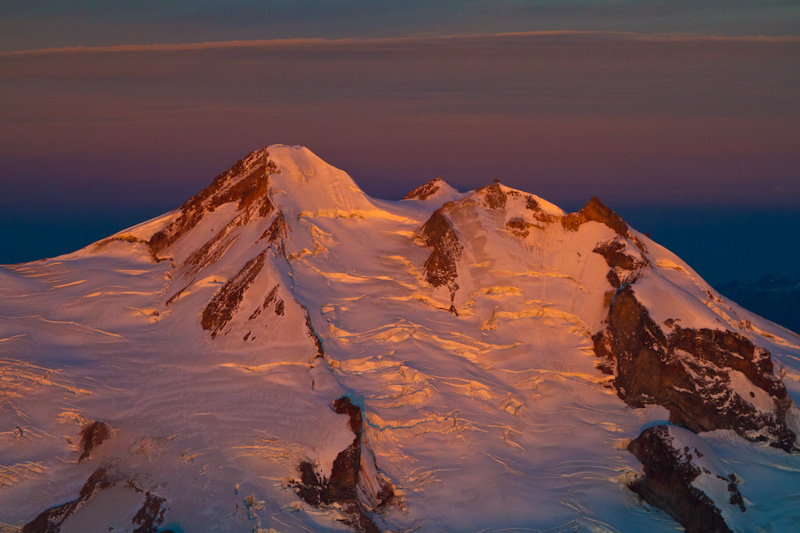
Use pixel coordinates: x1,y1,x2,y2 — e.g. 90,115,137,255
3,31,800,56
3,1,799,52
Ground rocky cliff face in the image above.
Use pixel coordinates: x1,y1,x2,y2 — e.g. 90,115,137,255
23,467,172,533
149,150,277,260
294,397,394,533
419,205,463,308
576,200,799,530
627,425,748,533
594,286,797,451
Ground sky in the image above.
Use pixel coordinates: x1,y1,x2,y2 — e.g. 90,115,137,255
1,1,799,287
2,1,799,50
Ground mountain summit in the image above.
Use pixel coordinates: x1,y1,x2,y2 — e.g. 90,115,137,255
2,145,800,532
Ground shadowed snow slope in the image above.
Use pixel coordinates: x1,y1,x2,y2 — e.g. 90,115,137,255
2,145,800,532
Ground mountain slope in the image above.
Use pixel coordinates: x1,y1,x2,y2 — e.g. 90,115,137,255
2,145,800,532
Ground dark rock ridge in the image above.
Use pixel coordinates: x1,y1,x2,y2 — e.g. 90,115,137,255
594,286,797,451
23,468,113,533
165,280,192,307
23,467,171,533
301,304,325,359
294,397,394,533
201,250,267,338
404,177,446,200
242,284,286,342
249,284,284,319
258,210,289,253
78,420,112,462
419,205,462,306
149,149,277,258
506,217,539,238
593,236,650,288
476,181,508,210
593,237,649,273
474,181,552,221
563,196,647,251
562,196,629,235
129,484,171,533
182,216,240,272
256,284,285,316
628,425,746,533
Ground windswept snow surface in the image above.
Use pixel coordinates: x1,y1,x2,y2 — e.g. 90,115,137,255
2,145,800,531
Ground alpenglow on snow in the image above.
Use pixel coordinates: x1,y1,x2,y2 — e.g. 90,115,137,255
2,145,799,532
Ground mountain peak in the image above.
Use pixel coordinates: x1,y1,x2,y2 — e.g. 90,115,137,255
145,145,387,262
403,177,460,201
460,180,565,217
264,144,378,217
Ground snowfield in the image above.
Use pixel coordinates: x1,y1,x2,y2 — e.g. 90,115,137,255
2,145,800,532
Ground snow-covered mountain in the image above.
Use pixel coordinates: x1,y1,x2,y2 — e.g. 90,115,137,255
2,145,800,532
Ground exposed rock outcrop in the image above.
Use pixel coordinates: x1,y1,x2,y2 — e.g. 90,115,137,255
593,237,649,272
262,285,284,316
258,211,289,252
419,206,462,303
201,250,267,338
506,217,539,238
23,468,113,533
475,181,507,210
474,181,548,217
594,286,797,451
130,487,170,533
246,284,285,323
182,217,240,272
563,196,647,251
149,150,277,256
404,177,446,200
78,420,112,462
593,236,650,288
562,196,628,234
165,280,192,307
301,304,325,359
294,397,394,533
628,425,748,533
23,468,171,533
